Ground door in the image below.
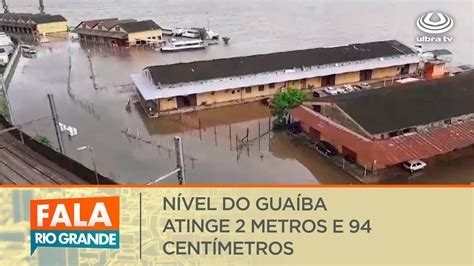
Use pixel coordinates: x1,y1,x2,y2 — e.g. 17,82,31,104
360,70,372,81
321,75,336,86
400,64,410,75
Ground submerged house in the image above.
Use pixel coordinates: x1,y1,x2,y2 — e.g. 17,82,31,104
73,18,162,47
291,72,474,170
132,40,420,117
0,13,68,35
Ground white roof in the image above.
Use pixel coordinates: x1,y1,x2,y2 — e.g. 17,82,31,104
133,54,420,101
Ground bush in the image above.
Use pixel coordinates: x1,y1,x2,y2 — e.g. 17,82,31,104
34,134,53,148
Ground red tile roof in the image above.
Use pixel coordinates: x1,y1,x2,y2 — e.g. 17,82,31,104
374,120,474,166
292,106,474,168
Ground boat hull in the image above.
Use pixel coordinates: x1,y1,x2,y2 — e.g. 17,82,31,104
160,45,206,52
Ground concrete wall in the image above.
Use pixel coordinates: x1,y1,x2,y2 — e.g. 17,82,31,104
128,29,163,45
372,66,400,79
291,106,378,169
37,22,68,34
335,71,360,85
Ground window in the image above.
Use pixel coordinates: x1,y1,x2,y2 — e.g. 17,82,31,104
269,83,275,89
211,91,215,95
115,26,120,31
231,90,235,94
98,25,103,30
258,85,265,91
245,87,252,93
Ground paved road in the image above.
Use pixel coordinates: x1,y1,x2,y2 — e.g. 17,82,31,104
0,131,87,184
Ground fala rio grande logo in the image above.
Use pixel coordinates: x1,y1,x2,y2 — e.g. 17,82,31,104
30,196,120,255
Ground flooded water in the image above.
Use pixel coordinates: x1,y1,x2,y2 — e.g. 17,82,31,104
6,0,474,184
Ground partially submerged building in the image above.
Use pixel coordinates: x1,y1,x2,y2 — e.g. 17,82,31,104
0,13,67,35
72,18,162,46
132,40,420,117
291,72,474,170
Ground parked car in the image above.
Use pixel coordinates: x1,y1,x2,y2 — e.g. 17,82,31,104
0,47,9,66
316,141,338,156
360,82,371,89
21,45,37,55
352,85,362,90
324,87,342,96
402,160,427,173
341,85,355,93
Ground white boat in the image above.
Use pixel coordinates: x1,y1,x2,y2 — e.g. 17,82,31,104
205,29,219,40
181,29,200,38
160,39,206,52
181,28,219,40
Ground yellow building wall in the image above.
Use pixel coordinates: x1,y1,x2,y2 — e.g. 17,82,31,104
196,89,242,105
306,77,321,88
335,71,360,85
158,98,177,111
128,29,163,45
372,66,400,79
409,63,419,73
242,85,278,99
36,22,68,34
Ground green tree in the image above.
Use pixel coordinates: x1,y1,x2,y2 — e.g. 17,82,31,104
270,88,307,126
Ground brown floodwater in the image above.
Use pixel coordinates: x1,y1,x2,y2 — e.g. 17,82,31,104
6,40,473,184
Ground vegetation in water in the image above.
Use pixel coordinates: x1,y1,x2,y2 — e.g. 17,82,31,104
0,97,10,119
34,134,53,148
270,88,307,127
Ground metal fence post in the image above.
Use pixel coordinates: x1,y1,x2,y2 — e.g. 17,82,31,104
174,136,185,184
47,94,65,154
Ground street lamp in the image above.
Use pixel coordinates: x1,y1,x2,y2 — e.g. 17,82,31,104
77,145,99,185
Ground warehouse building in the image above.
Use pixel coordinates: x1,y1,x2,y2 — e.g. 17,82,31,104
0,13,67,35
132,40,420,117
73,18,162,46
291,72,474,170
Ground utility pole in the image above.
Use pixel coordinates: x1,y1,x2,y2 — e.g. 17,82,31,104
47,94,65,154
174,136,185,184
39,0,45,14
2,0,9,13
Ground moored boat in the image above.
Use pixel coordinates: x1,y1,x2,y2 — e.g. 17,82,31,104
160,39,206,52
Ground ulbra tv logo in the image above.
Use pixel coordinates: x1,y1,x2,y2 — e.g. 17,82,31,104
30,196,120,255
416,12,454,43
